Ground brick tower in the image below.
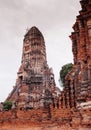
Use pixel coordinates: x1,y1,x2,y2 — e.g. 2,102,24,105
7,26,60,109
59,0,91,109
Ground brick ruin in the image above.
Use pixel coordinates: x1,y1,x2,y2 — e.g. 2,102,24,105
59,0,91,110
6,26,60,110
0,0,91,130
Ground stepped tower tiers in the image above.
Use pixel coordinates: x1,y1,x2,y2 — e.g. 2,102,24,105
58,0,91,109
7,26,60,109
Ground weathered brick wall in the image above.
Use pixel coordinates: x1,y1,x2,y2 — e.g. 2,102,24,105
0,107,91,130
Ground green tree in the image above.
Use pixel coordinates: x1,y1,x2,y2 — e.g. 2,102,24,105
60,63,73,87
3,101,12,111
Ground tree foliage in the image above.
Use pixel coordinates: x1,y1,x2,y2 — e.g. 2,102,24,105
60,63,73,87
3,101,12,111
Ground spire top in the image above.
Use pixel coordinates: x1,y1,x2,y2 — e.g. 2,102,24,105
24,26,43,39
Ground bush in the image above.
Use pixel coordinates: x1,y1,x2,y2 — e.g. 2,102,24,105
3,101,12,111
60,63,73,87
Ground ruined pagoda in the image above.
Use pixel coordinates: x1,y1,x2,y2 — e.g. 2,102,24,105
7,26,59,109
0,1,91,129
59,0,91,110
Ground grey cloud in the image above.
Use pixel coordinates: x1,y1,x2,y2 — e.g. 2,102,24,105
0,0,81,31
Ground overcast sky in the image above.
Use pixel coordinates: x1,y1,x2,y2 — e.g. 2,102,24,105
0,0,81,102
